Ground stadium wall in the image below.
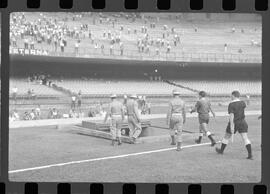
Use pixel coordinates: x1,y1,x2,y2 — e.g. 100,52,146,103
10,55,261,80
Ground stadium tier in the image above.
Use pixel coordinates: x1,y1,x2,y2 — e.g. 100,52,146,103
10,12,261,63
10,78,64,96
52,79,195,96
170,80,261,95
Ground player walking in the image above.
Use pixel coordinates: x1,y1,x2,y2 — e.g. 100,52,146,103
216,91,253,159
104,94,125,146
126,94,142,144
167,89,186,151
190,91,216,146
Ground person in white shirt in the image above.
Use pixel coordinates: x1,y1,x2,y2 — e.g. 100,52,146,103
71,95,76,110
12,86,18,102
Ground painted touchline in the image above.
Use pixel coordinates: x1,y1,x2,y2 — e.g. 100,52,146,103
9,142,220,174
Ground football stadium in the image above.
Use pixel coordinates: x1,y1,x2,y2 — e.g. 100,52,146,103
9,12,261,182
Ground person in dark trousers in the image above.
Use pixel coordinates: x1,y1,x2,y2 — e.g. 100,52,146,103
216,91,253,159
190,91,216,146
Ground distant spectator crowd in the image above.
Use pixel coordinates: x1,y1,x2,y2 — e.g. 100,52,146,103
10,12,261,62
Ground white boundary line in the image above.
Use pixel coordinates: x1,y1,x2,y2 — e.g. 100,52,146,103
9,142,219,174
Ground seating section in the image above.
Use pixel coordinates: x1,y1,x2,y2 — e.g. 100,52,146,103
53,79,195,95
9,77,261,97
171,80,261,95
10,12,261,63
9,79,64,96
51,79,261,96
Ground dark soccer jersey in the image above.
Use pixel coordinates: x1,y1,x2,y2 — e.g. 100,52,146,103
228,100,246,123
195,98,211,115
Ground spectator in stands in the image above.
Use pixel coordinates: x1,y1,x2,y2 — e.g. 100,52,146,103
71,94,77,110
27,88,32,100
51,108,59,119
77,91,82,111
101,44,104,54
120,42,124,56
12,86,18,102
23,111,31,120
156,48,160,56
47,108,53,119
30,38,35,49
224,44,228,52
246,94,250,106
11,35,17,47
88,108,96,117
110,44,114,55
60,40,65,53
35,105,41,119
31,89,36,100
75,40,80,55
24,38,29,49
167,44,171,53
238,48,243,54
69,109,77,118
94,43,98,54
10,110,20,122
30,109,36,120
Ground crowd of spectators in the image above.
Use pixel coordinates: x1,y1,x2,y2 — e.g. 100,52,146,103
9,94,151,122
10,12,261,62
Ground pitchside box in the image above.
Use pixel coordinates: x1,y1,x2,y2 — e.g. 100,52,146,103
1,1,269,194
9,116,175,144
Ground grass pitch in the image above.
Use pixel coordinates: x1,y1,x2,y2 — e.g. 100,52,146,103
9,115,261,182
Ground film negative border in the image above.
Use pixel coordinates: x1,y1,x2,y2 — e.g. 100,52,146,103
0,0,269,10
0,0,270,194
0,182,268,194
0,0,268,11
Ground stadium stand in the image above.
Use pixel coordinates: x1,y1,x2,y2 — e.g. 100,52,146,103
169,80,261,95
9,78,64,96
52,79,195,96
10,12,261,63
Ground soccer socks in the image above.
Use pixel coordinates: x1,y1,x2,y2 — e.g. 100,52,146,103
216,138,228,154
176,142,182,151
220,143,227,153
246,144,253,159
206,131,216,146
195,133,203,144
171,135,176,145
111,139,116,146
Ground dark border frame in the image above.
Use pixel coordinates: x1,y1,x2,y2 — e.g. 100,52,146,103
1,0,269,193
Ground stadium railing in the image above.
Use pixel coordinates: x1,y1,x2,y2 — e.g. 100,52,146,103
10,46,261,63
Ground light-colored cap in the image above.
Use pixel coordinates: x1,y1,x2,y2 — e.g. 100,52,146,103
110,94,117,98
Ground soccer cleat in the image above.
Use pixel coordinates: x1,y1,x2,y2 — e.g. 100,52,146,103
211,141,216,147
171,142,176,145
195,138,201,144
118,141,122,146
246,155,253,160
215,147,223,154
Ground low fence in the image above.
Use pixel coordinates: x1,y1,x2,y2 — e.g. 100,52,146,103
10,47,261,64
